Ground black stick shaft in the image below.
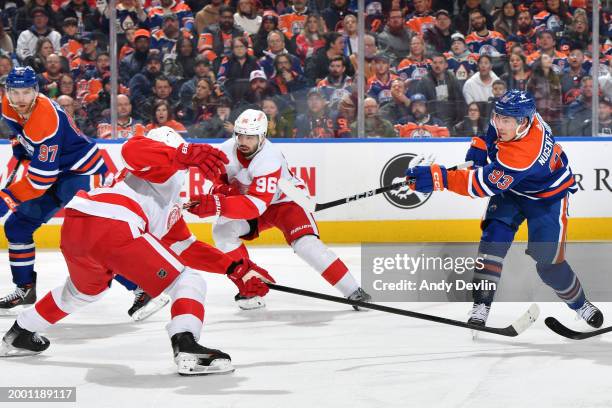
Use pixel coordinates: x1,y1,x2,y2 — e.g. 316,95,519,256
267,283,514,335
314,162,467,212
4,160,20,188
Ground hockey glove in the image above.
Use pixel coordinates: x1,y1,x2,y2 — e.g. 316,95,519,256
405,165,448,193
10,138,28,161
186,193,225,218
0,189,20,217
210,182,240,196
174,143,229,180
465,137,488,168
227,259,275,297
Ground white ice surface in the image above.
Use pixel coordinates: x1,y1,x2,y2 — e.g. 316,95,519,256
0,247,611,408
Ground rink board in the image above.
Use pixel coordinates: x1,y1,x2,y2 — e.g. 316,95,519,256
0,138,610,246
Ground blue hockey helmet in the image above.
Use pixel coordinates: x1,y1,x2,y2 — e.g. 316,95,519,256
494,89,536,120
6,66,38,90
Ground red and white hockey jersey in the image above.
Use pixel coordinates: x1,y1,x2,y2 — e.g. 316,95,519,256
64,135,232,274
214,138,306,220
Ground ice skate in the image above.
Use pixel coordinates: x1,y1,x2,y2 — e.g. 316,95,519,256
348,287,371,311
0,321,49,357
575,300,604,328
234,293,266,310
128,287,170,321
0,282,36,315
171,332,234,376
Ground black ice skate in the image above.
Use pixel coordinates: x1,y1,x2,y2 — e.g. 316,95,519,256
576,300,604,328
468,302,490,326
0,321,49,357
128,287,170,321
234,293,265,310
171,332,234,376
0,280,36,315
348,287,372,311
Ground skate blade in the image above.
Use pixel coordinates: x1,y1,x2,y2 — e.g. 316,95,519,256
237,296,266,311
0,305,34,316
471,330,480,341
132,294,171,321
0,340,43,357
175,353,235,376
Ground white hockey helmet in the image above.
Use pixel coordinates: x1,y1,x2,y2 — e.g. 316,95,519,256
233,109,268,157
145,126,185,148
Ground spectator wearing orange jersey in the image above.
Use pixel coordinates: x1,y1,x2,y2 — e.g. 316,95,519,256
404,0,435,35
97,94,146,139
395,93,450,138
278,0,309,38
526,30,568,74
198,5,250,61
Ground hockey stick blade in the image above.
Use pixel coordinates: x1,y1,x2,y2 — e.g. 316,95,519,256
544,317,612,340
279,160,473,213
268,283,539,337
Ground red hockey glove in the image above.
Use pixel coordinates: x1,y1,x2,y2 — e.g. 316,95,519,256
174,143,229,180
186,194,225,218
227,259,275,297
210,182,240,196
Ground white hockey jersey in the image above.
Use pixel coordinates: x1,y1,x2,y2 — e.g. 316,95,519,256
65,135,186,239
215,138,306,218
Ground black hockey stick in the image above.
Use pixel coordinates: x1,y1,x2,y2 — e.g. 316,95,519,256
268,283,539,337
4,160,21,188
278,160,473,213
544,317,612,340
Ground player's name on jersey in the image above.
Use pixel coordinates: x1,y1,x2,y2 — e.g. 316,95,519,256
372,279,496,293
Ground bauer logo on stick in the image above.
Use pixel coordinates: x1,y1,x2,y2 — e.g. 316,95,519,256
380,153,431,209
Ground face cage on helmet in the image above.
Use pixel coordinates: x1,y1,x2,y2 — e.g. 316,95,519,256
6,85,39,116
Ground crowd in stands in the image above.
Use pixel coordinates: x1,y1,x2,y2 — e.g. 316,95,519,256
0,0,610,138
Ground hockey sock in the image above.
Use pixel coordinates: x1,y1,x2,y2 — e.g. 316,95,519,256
114,274,137,291
17,277,108,333
8,242,35,287
165,268,207,341
291,235,359,297
473,221,514,306
536,261,586,310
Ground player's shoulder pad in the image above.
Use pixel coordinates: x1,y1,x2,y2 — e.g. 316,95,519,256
250,141,283,176
13,96,59,144
496,116,547,171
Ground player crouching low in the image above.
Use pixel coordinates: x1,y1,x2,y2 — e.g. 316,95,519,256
0,127,274,376
186,109,371,310
405,90,603,329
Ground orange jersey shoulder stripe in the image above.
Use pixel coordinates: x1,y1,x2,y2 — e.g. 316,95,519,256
3,95,61,144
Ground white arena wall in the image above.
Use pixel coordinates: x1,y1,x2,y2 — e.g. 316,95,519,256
0,138,610,247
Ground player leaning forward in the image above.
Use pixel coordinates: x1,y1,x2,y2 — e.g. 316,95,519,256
0,127,274,375
406,90,603,328
187,109,371,310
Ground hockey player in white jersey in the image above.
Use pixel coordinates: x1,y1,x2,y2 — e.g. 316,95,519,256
186,109,371,310
0,127,275,375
